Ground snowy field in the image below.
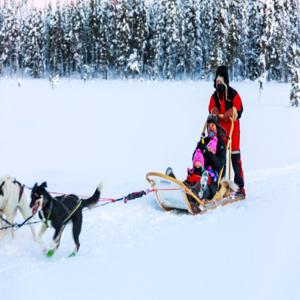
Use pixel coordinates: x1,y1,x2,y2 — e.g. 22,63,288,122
0,78,299,300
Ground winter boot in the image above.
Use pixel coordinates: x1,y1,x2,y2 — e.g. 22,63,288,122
232,188,246,200
165,167,175,178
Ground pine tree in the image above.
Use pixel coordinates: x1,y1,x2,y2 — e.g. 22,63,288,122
113,0,130,77
268,0,285,80
286,0,300,79
0,3,22,74
209,0,229,72
290,68,300,107
61,2,73,76
198,0,214,78
160,0,181,79
104,0,117,76
287,0,300,106
246,0,263,80
227,0,239,78
69,0,87,78
128,0,147,76
259,2,273,79
87,0,100,75
235,0,247,79
46,2,65,76
144,0,160,79
182,0,197,78
22,9,44,78
227,0,247,79
98,1,109,79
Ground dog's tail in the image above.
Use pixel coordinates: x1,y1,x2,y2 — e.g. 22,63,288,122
81,182,103,208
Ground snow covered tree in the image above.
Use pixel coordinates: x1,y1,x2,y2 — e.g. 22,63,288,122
98,1,109,79
113,1,131,77
227,0,239,78
0,3,22,74
102,0,117,78
198,0,213,78
209,0,229,72
286,0,300,78
267,0,285,81
22,9,44,77
246,0,264,80
160,0,181,79
46,2,65,76
60,3,73,76
144,0,160,79
227,0,247,79
287,0,300,106
69,0,87,78
290,68,300,107
182,0,197,78
128,0,147,76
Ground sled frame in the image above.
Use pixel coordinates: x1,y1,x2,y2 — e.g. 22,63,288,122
146,172,205,215
146,172,245,215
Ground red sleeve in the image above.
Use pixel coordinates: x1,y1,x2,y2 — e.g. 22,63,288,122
233,92,242,112
208,95,216,113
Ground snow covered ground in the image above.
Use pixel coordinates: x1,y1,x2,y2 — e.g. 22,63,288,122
0,78,299,300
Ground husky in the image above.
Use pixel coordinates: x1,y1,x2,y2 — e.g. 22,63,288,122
0,175,36,241
214,179,239,201
30,182,102,257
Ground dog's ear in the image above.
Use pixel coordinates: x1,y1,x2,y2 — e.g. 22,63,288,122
40,182,47,188
33,183,38,189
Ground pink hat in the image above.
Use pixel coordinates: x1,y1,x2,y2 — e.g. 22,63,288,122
193,149,205,168
207,136,218,154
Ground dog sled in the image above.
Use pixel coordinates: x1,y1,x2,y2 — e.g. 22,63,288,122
146,119,245,215
146,172,244,215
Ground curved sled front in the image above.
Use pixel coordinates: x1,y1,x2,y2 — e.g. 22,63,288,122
146,172,205,215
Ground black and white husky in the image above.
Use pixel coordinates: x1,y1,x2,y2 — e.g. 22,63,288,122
30,182,102,257
0,175,36,241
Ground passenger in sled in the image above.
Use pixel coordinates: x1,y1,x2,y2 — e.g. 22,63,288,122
166,114,226,212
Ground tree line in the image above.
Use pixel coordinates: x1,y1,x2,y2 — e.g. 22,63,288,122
0,0,299,83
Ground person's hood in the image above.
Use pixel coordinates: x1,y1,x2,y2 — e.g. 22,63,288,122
214,66,229,88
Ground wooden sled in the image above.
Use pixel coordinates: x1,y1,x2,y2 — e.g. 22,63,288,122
146,172,245,215
147,119,245,215
146,172,205,215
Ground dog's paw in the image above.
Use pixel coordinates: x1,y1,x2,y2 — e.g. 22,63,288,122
46,249,55,257
68,250,77,258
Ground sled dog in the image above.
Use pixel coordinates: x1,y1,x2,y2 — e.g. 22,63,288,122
0,175,36,241
30,182,101,256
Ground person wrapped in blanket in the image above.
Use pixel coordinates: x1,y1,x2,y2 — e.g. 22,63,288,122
185,114,227,201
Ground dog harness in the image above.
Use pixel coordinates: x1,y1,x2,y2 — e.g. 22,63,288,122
41,195,82,227
12,179,25,203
